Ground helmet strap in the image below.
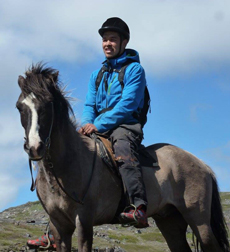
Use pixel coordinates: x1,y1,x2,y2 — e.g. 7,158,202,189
106,34,125,60
119,34,125,56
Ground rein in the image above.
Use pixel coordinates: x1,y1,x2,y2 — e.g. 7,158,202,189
28,102,97,205
44,141,97,205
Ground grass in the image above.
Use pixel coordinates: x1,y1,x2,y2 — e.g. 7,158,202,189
91,226,169,252
108,231,138,244
119,243,165,252
0,194,229,251
0,221,46,248
14,201,45,221
0,223,39,250
221,192,230,211
140,231,165,243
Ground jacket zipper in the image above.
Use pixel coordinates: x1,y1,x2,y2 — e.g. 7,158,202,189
108,74,116,95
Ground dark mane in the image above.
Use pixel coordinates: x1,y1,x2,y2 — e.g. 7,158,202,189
21,62,77,128
21,62,60,99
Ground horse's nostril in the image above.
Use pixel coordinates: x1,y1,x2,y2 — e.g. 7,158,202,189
24,143,29,150
37,142,45,152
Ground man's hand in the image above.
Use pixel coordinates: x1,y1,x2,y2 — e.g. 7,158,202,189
78,123,98,135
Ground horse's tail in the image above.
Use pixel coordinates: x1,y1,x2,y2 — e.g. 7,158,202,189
210,173,229,252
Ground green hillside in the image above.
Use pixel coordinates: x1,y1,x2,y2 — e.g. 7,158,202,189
0,193,229,251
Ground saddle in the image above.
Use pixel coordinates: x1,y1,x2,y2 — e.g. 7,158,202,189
91,133,159,224
91,133,158,173
91,133,117,174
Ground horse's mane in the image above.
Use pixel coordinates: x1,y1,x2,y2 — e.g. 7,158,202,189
21,62,77,128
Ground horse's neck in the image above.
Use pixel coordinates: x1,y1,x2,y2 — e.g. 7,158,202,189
40,124,95,193
50,125,93,161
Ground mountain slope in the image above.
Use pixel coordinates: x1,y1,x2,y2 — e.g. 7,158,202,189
0,193,229,251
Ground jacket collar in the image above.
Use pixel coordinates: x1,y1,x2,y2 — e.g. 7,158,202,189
103,49,140,69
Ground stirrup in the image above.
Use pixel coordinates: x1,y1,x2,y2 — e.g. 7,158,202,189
120,204,138,227
40,221,52,249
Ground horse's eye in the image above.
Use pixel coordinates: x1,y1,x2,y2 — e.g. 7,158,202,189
16,103,23,112
18,108,25,114
39,110,46,117
17,107,23,113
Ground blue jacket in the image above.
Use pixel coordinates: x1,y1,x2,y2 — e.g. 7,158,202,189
81,49,146,133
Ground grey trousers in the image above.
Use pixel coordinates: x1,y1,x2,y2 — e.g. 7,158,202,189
109,124,148,209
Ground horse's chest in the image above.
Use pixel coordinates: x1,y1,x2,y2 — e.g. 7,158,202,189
36,173,74,216
39,189,74,218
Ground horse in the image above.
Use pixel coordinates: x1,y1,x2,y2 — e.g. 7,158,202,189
16,63,229,252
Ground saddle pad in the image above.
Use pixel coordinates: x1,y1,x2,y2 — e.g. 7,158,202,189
91,133,118,174
139,145,159,167
97,135,117,169
93,133,158,169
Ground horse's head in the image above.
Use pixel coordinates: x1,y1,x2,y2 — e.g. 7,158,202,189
16,64,59,160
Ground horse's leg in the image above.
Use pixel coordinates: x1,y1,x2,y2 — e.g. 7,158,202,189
49,220,74,252
180,181,225,252
182,210,223,252
154,209,192,252
76,215,93,252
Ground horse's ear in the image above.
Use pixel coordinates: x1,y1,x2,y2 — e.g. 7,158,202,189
52,71,59,83
18,75,26,88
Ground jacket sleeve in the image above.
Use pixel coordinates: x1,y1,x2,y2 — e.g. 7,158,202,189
81,72,98,126
94,63,146,132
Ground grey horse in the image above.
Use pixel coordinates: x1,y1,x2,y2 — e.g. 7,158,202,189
16,63,229,252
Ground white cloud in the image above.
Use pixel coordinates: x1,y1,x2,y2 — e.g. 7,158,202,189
0,143,28,211
1,0,230,79
206,141,230,163
0,111,22,145
0,174,20,210
0,109,29,210
202,141,230,191
214,166,230,192
133,1,230,76
190,104,212,122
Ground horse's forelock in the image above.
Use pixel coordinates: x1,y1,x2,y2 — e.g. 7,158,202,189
26,63,57,78
21,63,60,101
20,63,77,128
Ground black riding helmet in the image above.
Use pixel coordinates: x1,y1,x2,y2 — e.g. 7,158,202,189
98,17,130,41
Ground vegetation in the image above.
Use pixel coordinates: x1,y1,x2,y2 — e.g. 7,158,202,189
0,193,229,251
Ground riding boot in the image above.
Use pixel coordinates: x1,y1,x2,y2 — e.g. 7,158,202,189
119,204,149,228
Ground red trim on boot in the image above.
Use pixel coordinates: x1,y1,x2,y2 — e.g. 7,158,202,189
27,234,56,249
119,205,149,228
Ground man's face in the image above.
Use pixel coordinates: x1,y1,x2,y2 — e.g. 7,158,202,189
102,31,127,58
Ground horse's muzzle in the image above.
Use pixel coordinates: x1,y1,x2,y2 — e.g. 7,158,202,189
24,142,45,160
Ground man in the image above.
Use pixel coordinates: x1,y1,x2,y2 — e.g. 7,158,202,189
27,17,148,249
79,17,148,228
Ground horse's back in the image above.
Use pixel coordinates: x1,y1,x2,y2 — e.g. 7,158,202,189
142,143,214,216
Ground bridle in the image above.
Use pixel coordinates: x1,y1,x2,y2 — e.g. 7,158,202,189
29,102,54,191
28,101,97,205
44,101,54,151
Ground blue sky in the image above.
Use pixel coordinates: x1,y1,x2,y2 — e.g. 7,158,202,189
0,0,230,212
